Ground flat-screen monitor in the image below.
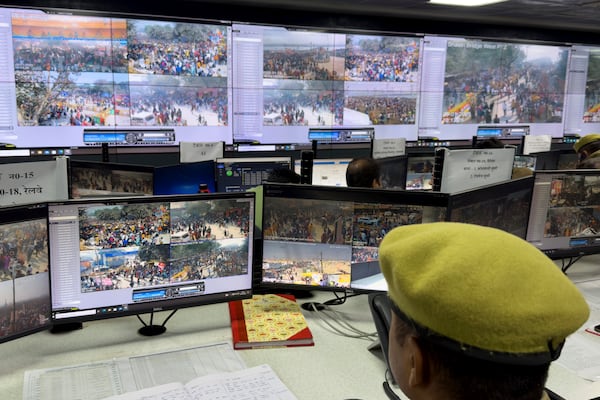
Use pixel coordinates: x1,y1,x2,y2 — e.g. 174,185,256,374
557,152,579,170
0,203,51,343
215,157,292,192
311,158,352,187
377,155,408,190
427,37,568,140
406,154,435,190
531,149,577,170
154,161,216,195
48,193,255,332
7,8,232,147
69,160,155,199
513,154,537,172
447,176,535,239
526,170,600,259
260,183,450,292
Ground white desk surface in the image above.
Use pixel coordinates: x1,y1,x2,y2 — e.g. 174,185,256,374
0,291,390,400
2,255,600,400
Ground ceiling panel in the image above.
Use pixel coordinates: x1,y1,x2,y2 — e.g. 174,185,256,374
7,0,600,43
201,0,600,34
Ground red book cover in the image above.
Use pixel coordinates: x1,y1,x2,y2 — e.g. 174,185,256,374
228,293,314,349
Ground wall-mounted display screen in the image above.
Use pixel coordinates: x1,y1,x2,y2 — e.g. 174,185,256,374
0,6,599,148
2,8,232,147
419,37,569,140
584,49,600,122
232,25,421,144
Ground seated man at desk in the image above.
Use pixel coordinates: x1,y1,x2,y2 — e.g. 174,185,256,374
346,157,381,188
378,222,589,400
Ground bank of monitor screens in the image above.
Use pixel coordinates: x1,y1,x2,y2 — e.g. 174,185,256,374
260,183,449,292
69,160,154,199
447,176,535,239
48,193,255,325
154,161,216,195
0,203,50,343
526,170,600,259
215,157,292,192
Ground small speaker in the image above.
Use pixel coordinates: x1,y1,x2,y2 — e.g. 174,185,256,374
300,150,313,184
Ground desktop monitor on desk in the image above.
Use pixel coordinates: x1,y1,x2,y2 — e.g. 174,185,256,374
376,155,408,190
526,169,600,260
530,149,577,171
405,154,435,190
48,192,255,335
154,161,216,195
310,158,352,187
513,154,537,173
69,160,154,199
447,176,535,239
215,157,292,192
260,183,449,293
0,203,51,343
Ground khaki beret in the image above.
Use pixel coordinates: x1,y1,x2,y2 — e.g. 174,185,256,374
379,222,589,363
573,134,600,152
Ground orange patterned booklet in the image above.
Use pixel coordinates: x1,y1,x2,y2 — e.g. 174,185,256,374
228,293,314,349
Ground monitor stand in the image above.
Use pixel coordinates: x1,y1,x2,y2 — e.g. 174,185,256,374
136,309,178,336
138,325,167,336
50,322,83,333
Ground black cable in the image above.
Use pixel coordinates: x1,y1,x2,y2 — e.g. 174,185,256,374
383,369,401,400
561,255,583,274
322,290,364,306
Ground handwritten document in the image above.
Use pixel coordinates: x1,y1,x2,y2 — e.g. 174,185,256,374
0,157,68,206
180,142,224,163
23,343,249,400
102,364,297,400
437,147,515,193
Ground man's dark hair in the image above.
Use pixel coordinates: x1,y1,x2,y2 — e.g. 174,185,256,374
394,316,549,400
265,167,301,184
346,157,381,188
